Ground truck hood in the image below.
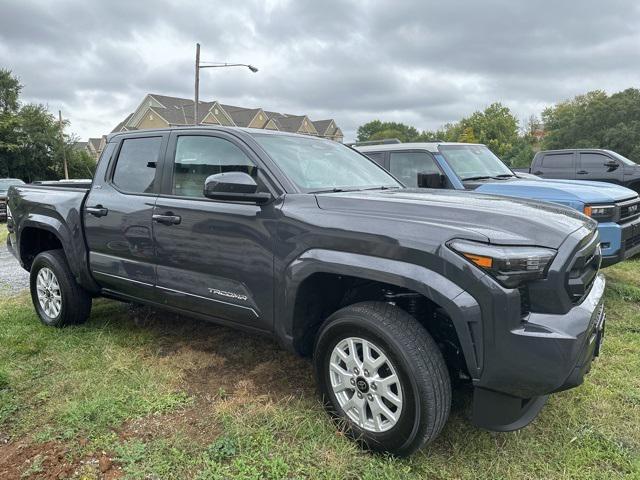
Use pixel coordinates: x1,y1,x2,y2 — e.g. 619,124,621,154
316,189,595,249
474,178,637,204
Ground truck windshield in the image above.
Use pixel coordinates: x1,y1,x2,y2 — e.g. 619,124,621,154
0,178,24,194
606,150,638,166
438,145,513,181
251,134,402,192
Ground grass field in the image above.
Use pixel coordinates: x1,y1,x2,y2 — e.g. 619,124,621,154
0,227,8,244
0,260,639,479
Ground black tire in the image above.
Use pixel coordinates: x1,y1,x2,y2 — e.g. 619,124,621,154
29,249,92,327
313,301,451,456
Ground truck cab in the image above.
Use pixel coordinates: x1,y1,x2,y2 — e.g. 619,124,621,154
356,142,640,266
530,149,640,192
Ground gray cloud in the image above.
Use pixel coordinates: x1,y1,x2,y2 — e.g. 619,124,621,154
1,0,639,140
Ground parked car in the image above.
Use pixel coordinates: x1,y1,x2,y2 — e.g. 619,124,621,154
8,127,605,456
356,142,640,267
0,178,25,221
519,149,640,192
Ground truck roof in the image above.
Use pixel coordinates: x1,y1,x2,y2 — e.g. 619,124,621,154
107,125,323,143
355,142,485,153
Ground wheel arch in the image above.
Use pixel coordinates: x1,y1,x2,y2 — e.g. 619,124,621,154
276,249,483,378
17,216,99,292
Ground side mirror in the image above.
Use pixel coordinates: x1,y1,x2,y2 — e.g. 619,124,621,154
203,172,272,204
417,172,445,189
604,160,619,170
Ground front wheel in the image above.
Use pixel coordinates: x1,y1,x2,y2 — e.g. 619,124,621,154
314,301,451,456
30,250,92,327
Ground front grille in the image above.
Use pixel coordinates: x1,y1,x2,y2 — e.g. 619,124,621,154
518,286,531,315
566,234,601,304
619,198,640,223
625,232,640,250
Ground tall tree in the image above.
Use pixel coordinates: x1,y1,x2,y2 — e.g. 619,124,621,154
542,89,640,162
0,69,94,180
0,69,21,114
356,120,420,143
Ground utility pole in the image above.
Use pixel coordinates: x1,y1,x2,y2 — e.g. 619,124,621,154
194,42,200,125
58,110,69,180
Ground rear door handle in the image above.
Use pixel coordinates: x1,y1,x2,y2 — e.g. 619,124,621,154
152,213,182,225
533,171,543,175
577,170,589,175
86,205,108,217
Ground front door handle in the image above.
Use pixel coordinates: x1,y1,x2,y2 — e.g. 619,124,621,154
152,213,182,225
533,170,543,175
577,170,589,175
86,205,108,217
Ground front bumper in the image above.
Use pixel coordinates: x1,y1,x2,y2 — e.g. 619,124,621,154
601,216,640,267
472,274,606,431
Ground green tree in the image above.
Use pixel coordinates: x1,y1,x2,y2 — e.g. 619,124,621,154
0,69,21,114
542,88,640,163
356,120,420,143
0,69,94,181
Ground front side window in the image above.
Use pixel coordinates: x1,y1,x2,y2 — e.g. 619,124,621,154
390,152,440,187
112,137,162,193
438,145,513,180
251,134,401,192
580,153,614,171
172,136,259,198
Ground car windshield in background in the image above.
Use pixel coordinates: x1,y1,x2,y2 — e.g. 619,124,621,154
606,150,638,166
0,178,24,194
438,145,513,180
251,134,402,192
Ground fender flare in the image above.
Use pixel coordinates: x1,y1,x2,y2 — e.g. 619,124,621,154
17,214,99,292
276,249,483,377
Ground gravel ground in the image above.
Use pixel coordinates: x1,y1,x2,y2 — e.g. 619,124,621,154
0,241,29,296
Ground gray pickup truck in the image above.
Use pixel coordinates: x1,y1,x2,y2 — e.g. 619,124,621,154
6,126,606,456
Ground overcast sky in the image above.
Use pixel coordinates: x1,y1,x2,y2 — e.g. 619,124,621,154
1,0,639,141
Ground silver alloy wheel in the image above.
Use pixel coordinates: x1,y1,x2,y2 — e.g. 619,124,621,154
329,337,403,433
36,267,62,319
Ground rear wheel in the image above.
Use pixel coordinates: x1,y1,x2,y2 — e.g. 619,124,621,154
29,250,92,327
314,301,451,456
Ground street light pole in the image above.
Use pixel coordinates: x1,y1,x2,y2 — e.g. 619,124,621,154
194,42,201,125
193,43,258,126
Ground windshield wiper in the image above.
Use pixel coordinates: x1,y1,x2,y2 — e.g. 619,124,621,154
492,174,515,179
461,175,493,181
360,185,401,191
310,187,357,194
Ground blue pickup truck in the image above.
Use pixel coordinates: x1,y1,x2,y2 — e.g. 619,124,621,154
356,142,640,266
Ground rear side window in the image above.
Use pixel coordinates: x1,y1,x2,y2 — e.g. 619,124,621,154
390,152,440,187
112,137,162,193
541,153,573,168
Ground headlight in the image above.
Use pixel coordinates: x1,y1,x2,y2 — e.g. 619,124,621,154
448,239,557,288
583,204,615,220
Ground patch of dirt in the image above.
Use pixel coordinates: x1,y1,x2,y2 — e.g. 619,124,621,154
0,306,320,478
137,306,317,401
119,306,317,446
0,439,75,480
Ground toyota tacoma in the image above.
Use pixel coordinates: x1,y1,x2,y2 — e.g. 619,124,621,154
6,127,606,456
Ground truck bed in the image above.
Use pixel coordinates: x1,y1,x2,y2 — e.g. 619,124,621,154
7,183,95,289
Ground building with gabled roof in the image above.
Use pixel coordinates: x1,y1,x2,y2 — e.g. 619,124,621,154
103,93,343,145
